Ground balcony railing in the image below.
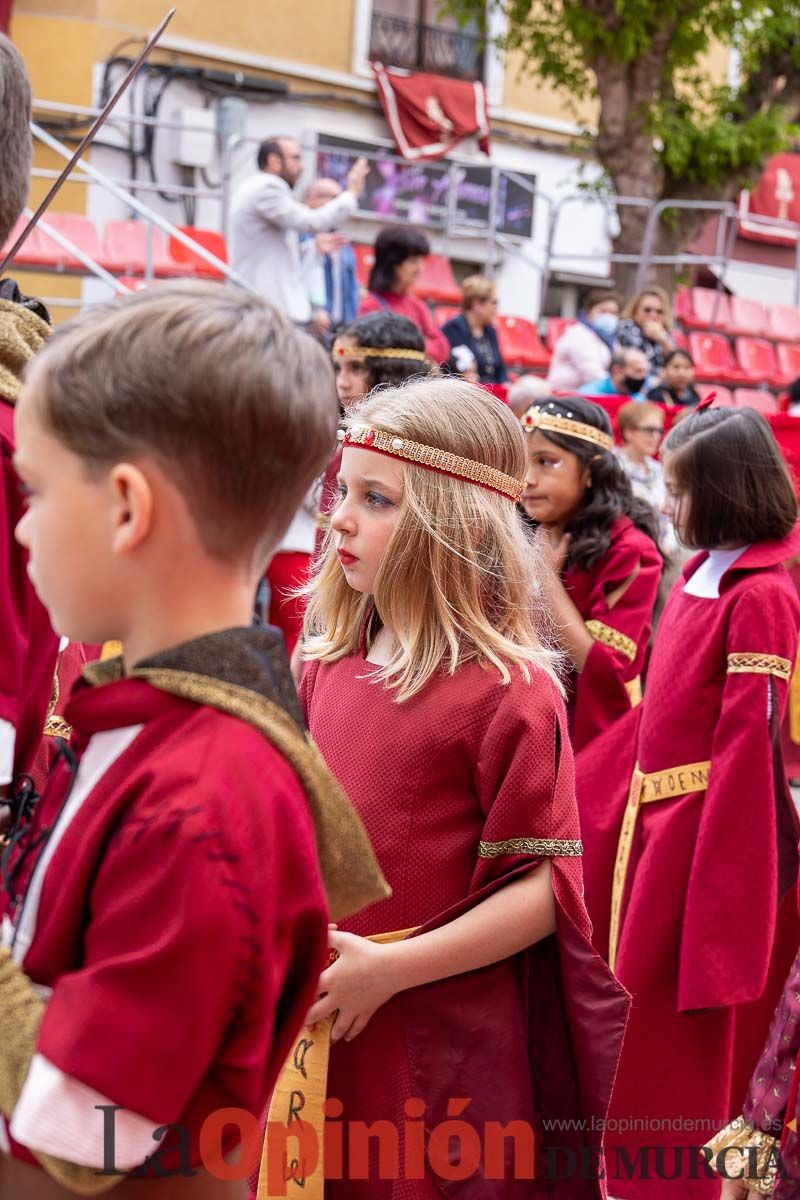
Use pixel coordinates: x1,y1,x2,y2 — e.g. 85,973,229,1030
369,10,485,82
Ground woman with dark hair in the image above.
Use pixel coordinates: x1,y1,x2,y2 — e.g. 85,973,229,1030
577,405,800,1200
520,395,662,750
359,225,450,363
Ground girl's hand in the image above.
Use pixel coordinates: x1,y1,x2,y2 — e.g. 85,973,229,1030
542,530,572,576
305,929,399,1044
720,1180,760,1200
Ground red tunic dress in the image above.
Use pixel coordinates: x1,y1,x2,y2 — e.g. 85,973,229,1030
0,630,330,1182
576,529,800,1199
301,649,630,1200
0,400,59,782
563,515,662,751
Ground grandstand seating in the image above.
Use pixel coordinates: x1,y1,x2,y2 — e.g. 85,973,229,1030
734,337,790,389
674,286,732,331
731,389,780,414
168,226,227,279
688,332,751,385
696,384,733,405
545,316,574,353
767,305,800,342
776,342,800,384
496,315,550,372
412,254,461,305
434,305,460,326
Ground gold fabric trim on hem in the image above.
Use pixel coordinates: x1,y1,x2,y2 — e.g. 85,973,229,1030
609,759,711,971
702,1116,780,1195
479,837,583,858
85,660,389,922
727,652,792,681
586,619,637,663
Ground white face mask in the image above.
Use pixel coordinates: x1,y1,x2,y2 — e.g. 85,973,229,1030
591,312,619,337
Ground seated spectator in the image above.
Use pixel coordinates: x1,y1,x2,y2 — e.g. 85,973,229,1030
546,289,621,391
785,376,800,416
647,349,701,407
359,226,450,363
617,285,675,377
441,275,508,385
507,374,550,417
300,177,360,339
616,401,677,557
580,347,649,400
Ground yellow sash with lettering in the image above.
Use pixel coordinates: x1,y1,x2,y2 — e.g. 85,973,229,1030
608,760,711,971
257,927,415,1200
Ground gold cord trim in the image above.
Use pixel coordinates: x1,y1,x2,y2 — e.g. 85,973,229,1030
344,425,524,502
609,759,711,970
522,406,615,451
727,652,792,681
333,345,429,362
43,716,72,740
479,837,583,858
702,1117,780,1195
586,619,637,663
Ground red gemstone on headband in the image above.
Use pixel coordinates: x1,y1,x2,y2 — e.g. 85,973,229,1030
365,429,375,445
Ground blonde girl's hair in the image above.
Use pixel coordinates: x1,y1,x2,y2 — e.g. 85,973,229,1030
623,284,673,330
302,377,562,701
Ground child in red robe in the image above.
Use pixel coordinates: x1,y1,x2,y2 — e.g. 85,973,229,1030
273,378,630,1199
576,405,800,1199
0,281,385,1198
519,396,663,751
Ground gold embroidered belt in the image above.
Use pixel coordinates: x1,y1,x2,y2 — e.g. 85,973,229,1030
608,759,711,971
257,927,416,1200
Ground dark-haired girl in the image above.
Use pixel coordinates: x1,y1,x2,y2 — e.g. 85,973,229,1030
359,226,449,363
520,395,663,751
577,406,800,1199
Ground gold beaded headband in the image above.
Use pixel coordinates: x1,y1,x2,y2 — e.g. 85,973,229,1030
341,424,524,503
522,404,615,452
332,345,429,362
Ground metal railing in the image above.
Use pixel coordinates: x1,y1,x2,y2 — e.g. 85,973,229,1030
369,11,484,81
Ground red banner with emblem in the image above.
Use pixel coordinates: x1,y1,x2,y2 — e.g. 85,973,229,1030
0,0,13,33
371,63,490,161
739,153,800,246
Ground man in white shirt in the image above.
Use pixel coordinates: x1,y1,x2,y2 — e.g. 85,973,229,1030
230,137,368,325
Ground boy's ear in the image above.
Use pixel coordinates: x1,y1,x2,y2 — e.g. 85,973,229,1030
108,463,154,556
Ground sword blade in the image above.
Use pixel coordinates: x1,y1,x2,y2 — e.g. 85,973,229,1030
0,6,176,276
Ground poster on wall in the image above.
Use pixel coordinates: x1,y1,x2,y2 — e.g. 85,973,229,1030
316,133,535,239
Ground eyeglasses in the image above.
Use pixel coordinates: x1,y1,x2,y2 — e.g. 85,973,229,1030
634,426,664,435
641,305,664,315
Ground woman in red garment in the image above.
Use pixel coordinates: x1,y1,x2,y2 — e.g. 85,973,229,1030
576,405,800,1200
359,226,450,364
294,378,629,1199
519,396,662,751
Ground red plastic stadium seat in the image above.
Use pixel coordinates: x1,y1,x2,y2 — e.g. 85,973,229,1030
496,315,551,372
545,317,575,353
677,287,732,331
117,277,149,292
776,342,800,384
735,337,789,388
412,254,461,305
434,305,460,326
732,389,779,415
696,384,733,405
688,332,750,385
168,226,227,279
353,243,374,289
101,220,185,277
0,216,60,269
727,295,767,337
766,304,800,343
671,328,689,351
38,212,112,272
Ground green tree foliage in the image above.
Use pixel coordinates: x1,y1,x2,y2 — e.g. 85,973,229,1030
446,0,800,286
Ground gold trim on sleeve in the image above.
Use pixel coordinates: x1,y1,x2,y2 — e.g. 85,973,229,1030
479,838,583,858
727,652,792,681
586,620,637,663
702,1117,780,1195
43,715,72,740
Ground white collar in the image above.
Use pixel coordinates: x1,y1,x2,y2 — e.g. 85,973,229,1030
683,546,750,599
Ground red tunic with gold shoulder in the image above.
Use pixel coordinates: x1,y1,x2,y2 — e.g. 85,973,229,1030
563,515,661,751
576,528,800,1199
301,648,630,1200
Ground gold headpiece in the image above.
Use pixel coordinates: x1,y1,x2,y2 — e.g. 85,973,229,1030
522,404,615,452
341,425,524,503
333,345,429,362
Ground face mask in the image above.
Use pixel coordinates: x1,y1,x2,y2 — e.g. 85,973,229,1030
592,313,619,337
623,375,646,394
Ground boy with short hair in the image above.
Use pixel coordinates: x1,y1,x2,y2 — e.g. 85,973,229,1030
0,280,385,1198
